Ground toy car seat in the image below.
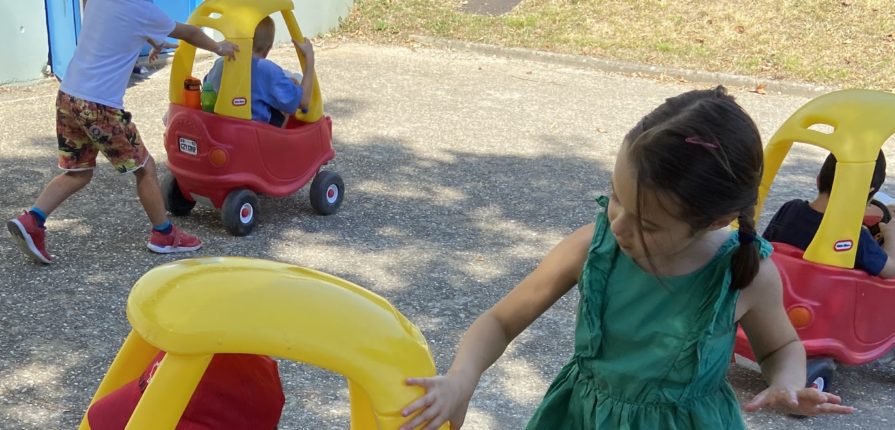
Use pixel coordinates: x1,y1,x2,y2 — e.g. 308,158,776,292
78,258,447,430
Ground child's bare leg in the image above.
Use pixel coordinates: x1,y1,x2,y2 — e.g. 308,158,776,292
33,170,94,215
133,156,169,226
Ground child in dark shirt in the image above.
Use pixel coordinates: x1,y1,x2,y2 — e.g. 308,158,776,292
763,151,895,277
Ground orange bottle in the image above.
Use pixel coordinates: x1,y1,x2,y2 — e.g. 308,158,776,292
183,77,202,109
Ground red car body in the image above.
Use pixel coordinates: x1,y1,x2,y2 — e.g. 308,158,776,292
735,242,895,365
164,103,334,208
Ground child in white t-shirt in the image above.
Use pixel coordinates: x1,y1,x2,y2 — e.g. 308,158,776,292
7,0,239,264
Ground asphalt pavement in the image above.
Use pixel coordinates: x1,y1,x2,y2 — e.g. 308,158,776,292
0,39,893,429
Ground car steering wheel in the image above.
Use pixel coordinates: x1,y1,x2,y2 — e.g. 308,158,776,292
865,199,892,245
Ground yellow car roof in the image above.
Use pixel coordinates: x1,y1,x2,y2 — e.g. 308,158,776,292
169,0,323,122
190,0,295,38
758,89,895,268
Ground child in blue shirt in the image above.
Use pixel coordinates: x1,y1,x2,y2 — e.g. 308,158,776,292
763,151,895,277
204,16,315,126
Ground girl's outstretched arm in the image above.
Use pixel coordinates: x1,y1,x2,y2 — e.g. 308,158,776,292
399,224,595,430
737,260,855,416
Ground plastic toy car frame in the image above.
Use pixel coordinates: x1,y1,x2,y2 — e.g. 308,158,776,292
78,257,448,430
161,0,344,236
734,89,895,393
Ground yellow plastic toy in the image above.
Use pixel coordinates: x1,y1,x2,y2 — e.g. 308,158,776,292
756,89,895,268
78,257,448,430
169,0,323,122
161,0,343,237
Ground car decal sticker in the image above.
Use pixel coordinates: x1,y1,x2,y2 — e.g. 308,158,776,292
833,240,853,252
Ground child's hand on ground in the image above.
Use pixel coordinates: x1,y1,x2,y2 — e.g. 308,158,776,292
293,38,315,64
743,385,855,416
216,40,239,60
399,374,474,430
148,42,178,62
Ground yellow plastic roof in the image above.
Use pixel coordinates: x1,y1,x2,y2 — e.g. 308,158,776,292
189,0,295,38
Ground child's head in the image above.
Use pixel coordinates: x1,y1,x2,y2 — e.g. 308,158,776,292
817,151,886,202
253,16,276,58
608,86,763,289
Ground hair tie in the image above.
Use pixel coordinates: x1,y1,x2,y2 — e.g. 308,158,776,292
685,136,719,149
738,229,755,245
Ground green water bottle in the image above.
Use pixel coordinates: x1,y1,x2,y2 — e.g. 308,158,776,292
201,81,217,113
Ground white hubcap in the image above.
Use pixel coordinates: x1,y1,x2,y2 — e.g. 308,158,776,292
239,203,254,224
325,184,339,204
810,377,825,392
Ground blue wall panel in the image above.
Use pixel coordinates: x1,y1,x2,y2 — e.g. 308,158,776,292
45,0,81,80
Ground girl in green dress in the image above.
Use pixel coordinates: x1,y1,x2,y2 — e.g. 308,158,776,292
400,86,855,430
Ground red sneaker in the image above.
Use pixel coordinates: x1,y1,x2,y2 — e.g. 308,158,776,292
7,211,52,264
147,225,203,254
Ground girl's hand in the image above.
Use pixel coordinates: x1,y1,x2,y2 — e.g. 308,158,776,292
743,385,855,416
399,374,474,430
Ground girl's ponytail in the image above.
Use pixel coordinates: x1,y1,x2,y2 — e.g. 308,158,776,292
731,208,760,290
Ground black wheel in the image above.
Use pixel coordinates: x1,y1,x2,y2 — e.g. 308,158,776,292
787,357,838,419
806,357,836,393
309,170,344,215
221,189,259,236
162,173,195,216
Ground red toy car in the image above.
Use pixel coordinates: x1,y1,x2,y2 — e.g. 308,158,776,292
734,242,895,392
159,6,343,236
734,89,895,393
162,106,343,236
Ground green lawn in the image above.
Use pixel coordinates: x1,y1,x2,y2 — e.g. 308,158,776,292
338,0,895,90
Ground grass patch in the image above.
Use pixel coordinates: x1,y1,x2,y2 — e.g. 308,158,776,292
338,0,895,90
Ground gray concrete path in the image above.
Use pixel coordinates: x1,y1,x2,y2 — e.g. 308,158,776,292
0,40,892,429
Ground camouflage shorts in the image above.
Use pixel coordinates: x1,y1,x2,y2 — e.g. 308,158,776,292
56,91,149,173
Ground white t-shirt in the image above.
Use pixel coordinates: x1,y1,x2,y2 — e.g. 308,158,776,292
60,0,175,109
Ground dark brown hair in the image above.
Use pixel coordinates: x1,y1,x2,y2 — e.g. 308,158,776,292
818,151,886,202
624,86,763,290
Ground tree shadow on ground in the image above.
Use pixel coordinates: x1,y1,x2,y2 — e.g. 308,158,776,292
3,117,895,428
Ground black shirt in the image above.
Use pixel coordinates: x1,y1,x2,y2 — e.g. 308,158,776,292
763,199,887,276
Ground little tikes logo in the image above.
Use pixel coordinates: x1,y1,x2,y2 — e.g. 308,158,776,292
232,97,247,106
833,240,853,252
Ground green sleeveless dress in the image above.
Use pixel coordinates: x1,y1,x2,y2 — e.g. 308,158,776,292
526,197,772,429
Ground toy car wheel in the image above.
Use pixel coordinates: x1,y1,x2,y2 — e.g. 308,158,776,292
162,173,195,216
222,189,259,236
309,170,344,215
806,357,836,393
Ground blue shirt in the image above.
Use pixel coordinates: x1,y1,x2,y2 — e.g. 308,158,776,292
763,199,888,276
205,57,303,124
